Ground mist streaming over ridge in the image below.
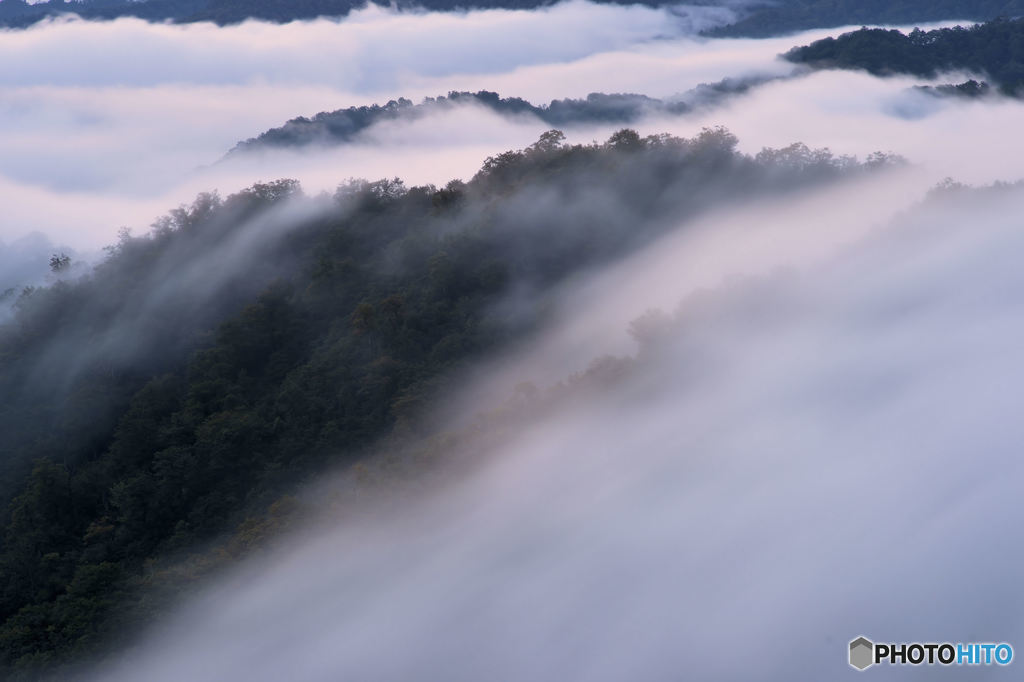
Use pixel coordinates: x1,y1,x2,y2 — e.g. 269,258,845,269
5,4,1024,679
2,126,911,679
82,165,1024,682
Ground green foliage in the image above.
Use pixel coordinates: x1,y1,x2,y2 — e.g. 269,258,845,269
228,91,692,156
785,17,1024,96
712,0,1024,38
0,128,892,677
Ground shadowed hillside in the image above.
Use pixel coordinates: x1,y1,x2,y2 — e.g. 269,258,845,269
0,127,898,679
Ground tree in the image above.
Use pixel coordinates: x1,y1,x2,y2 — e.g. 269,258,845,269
606,128,643,151
530,129,566,154
49,253,71,273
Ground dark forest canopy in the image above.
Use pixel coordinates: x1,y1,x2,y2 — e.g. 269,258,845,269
2,0,1022,34
226,86,770,157
712,0,1024,37
229,91,684,156
785,17,1024,96
0,128,901,678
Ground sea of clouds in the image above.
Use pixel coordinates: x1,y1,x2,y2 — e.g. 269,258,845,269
0,3,994,249
3,5,1023,680
88,157,1024,682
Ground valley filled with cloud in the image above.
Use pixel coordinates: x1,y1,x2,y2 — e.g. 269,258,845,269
2,3,1023,680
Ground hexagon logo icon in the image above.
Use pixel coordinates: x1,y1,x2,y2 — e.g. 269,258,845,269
850,636,874,671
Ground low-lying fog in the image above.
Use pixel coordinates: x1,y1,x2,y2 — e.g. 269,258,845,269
6,6,1023,679
88,161,1024,682
0,3,984,249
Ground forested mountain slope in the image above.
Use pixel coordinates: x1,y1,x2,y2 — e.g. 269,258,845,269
713,0,1024,37
785,17,1024,96
226,86,771,157
228,91,687,156
0,128,897,679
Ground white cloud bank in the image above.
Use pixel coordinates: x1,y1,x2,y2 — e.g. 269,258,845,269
0,3,977,249
3,4,1021,680
0,2,734,245
87,167,1024,682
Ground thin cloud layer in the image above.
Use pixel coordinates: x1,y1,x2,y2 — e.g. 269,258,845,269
0,2,745,246
0,3,736,90
673,70,1024,185
0,4,954,249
